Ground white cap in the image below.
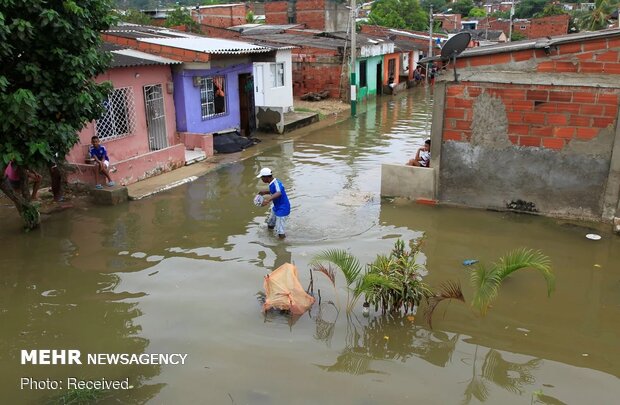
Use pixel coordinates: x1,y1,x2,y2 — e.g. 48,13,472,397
257,167,272,178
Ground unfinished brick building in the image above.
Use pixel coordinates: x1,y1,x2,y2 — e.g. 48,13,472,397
428,29,620,224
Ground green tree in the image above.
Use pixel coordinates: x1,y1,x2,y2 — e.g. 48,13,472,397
468,7,487,18
511,31,527,41
534,4,567,18
118,8,152,25
369,0,429,31
514,0,548,19
578,0,616,31
451,0,475,17
420,0,447,12
165,4,200,32
0,0,115,230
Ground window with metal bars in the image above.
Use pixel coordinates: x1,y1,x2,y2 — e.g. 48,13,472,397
200,76,226,120
95,87,135,140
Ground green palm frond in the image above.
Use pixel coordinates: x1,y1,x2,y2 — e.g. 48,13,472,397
311,249,363,287
471,248,555,316
494,248,555,296
470,264,502,316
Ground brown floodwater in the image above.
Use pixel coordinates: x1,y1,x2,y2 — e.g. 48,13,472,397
1,88,619,404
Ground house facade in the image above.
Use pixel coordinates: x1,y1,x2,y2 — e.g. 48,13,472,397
66,45,184,187
428,29,620,224
103,24,294,138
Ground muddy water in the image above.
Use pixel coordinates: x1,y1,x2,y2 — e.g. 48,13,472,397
1,89,619,404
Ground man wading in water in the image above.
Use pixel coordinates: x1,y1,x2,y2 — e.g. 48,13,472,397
257,167,290,239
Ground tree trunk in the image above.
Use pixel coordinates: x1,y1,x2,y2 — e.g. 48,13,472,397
0,178,41,230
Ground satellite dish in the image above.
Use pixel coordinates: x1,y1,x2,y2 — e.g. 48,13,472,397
440,32,471,82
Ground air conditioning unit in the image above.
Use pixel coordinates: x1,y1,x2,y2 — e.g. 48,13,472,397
192,76,202,87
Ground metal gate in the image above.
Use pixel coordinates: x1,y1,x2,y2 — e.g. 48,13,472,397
144,84,168,151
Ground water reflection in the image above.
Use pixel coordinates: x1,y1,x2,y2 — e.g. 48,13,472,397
0,263,162,403
316,314,459,375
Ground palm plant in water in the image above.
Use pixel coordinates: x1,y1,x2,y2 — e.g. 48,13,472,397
470,248,554,316
424,248,554,326
310,239,432,314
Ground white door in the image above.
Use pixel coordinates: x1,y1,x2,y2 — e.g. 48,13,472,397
253,64,265,106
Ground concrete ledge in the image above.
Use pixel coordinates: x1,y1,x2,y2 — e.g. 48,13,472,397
91,186,129,205
381,164,435,200
68,144,186,187
179,132,214,157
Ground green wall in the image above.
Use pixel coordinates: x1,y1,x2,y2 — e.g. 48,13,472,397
356,55,383,101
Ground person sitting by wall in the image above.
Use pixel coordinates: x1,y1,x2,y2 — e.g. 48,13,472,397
406,139,431,168
89,136,115,189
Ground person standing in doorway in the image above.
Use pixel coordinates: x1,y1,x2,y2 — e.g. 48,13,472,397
257,167,290,239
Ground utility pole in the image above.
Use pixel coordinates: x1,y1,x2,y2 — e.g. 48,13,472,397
508,1,514,42
350,0,357,117
427,5,433,85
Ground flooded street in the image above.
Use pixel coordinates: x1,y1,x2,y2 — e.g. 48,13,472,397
2,88,619,404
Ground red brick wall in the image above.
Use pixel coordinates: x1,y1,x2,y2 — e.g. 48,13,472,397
446,36,620,149
292,47,342,97
265,1,288,25
296,0,327,30
195,5,247,28
443,83,619,149
198,24,241,39
455,36,620,75
527,14,569,39
102,34,211,63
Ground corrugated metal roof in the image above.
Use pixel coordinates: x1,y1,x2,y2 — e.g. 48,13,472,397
228,24,304,35
101,41,181,68
139,37,272,54
111,49,181,67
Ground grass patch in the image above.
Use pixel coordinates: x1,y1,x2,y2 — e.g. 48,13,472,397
48,388,109,404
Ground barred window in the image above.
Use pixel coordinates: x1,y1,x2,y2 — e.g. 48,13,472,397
95,87,136,140
200,76,226,120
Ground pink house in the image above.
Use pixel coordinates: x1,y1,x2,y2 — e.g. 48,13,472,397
67,44,186,187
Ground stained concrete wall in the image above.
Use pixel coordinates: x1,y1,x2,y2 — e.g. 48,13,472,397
381,164,435,200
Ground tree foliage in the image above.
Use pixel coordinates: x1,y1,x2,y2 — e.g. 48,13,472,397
534,4,567,18
369,0,429,31
514,0,548,19
468,7,487,18
0,0,115,229
451,0,475,17
117,8,152,25
165,4,200,32
577,0,617,31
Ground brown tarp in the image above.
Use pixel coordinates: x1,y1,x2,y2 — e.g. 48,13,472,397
263,263,315,315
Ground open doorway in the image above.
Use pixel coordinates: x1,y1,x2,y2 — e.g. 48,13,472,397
238,73,256,137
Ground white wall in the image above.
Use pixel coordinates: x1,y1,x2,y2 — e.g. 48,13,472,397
254,49,293,110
